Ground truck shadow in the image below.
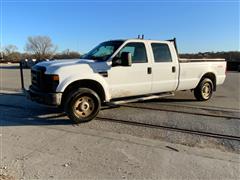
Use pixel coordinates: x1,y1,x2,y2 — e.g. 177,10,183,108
0,103,132,127
0,93,195,127
0,99,120,127
0,111,72,127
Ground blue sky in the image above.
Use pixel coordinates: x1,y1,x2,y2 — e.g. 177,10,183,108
1,0,239,53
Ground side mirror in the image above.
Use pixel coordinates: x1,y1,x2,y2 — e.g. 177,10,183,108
120,52,132,66
112,56,121,67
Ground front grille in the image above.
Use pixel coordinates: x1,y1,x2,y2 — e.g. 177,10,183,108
31,69,38,88
31,66,46,90
30,65,59,92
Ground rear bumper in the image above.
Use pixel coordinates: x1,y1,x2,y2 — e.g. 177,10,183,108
26,87,62,106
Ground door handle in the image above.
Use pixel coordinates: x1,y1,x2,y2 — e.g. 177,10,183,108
147,67,152,74
172,66,176,73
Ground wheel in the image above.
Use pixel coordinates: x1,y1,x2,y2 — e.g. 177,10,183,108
65,88,101,123
194,78,213,101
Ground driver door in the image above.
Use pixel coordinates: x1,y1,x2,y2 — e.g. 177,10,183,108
106,42,152,99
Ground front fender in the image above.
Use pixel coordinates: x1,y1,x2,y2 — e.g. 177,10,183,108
57,73,111,101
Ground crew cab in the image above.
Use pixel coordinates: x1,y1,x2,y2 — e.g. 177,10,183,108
21,38,226,123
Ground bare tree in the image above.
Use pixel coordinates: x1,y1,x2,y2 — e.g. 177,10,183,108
54,50,81,59
4,45,18,55
25,36,57,60
3,45,21,62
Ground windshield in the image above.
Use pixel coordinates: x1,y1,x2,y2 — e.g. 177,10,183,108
82,40,124,61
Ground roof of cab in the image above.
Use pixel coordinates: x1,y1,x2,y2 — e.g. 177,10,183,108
108,38,171,43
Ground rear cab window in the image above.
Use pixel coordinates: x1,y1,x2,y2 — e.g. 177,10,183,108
151,43,172,62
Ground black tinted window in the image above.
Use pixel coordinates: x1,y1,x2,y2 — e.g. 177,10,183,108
119,43,147,63
151,43,172,62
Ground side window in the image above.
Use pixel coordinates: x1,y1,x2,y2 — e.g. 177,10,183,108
119,43,148,63
151,43,172,62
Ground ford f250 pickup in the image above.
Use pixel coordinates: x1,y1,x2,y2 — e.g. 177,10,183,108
21,38,226,123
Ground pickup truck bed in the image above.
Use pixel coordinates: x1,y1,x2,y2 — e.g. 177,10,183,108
178,59,226,91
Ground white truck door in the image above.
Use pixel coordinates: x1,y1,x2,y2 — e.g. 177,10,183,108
150,43,178,93
107,42,152,99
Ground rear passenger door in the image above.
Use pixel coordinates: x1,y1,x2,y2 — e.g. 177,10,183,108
150,43,178,93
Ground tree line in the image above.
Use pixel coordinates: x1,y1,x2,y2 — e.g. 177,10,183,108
179,51,240,61
1,35,240,62
1,36,81,62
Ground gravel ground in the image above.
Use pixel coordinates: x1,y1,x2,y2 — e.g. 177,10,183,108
0,64,239,179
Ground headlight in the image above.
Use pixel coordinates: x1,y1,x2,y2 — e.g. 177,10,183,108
43,74,59,92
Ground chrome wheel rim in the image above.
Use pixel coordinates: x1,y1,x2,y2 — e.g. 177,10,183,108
73,96,95,118
202,83,211,99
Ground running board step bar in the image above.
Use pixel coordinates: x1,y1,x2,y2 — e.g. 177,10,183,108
107,92,174,105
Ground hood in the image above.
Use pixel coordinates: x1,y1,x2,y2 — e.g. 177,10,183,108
33,59,110,74
35,59,95,69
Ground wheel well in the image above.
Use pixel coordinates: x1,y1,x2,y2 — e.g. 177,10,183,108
61,80,106,105
200,73,216,91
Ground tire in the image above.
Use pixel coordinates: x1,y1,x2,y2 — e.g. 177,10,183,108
194,78,213,101
65,88,101,123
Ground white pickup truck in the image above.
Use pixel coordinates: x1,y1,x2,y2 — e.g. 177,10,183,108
22,38,226,123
